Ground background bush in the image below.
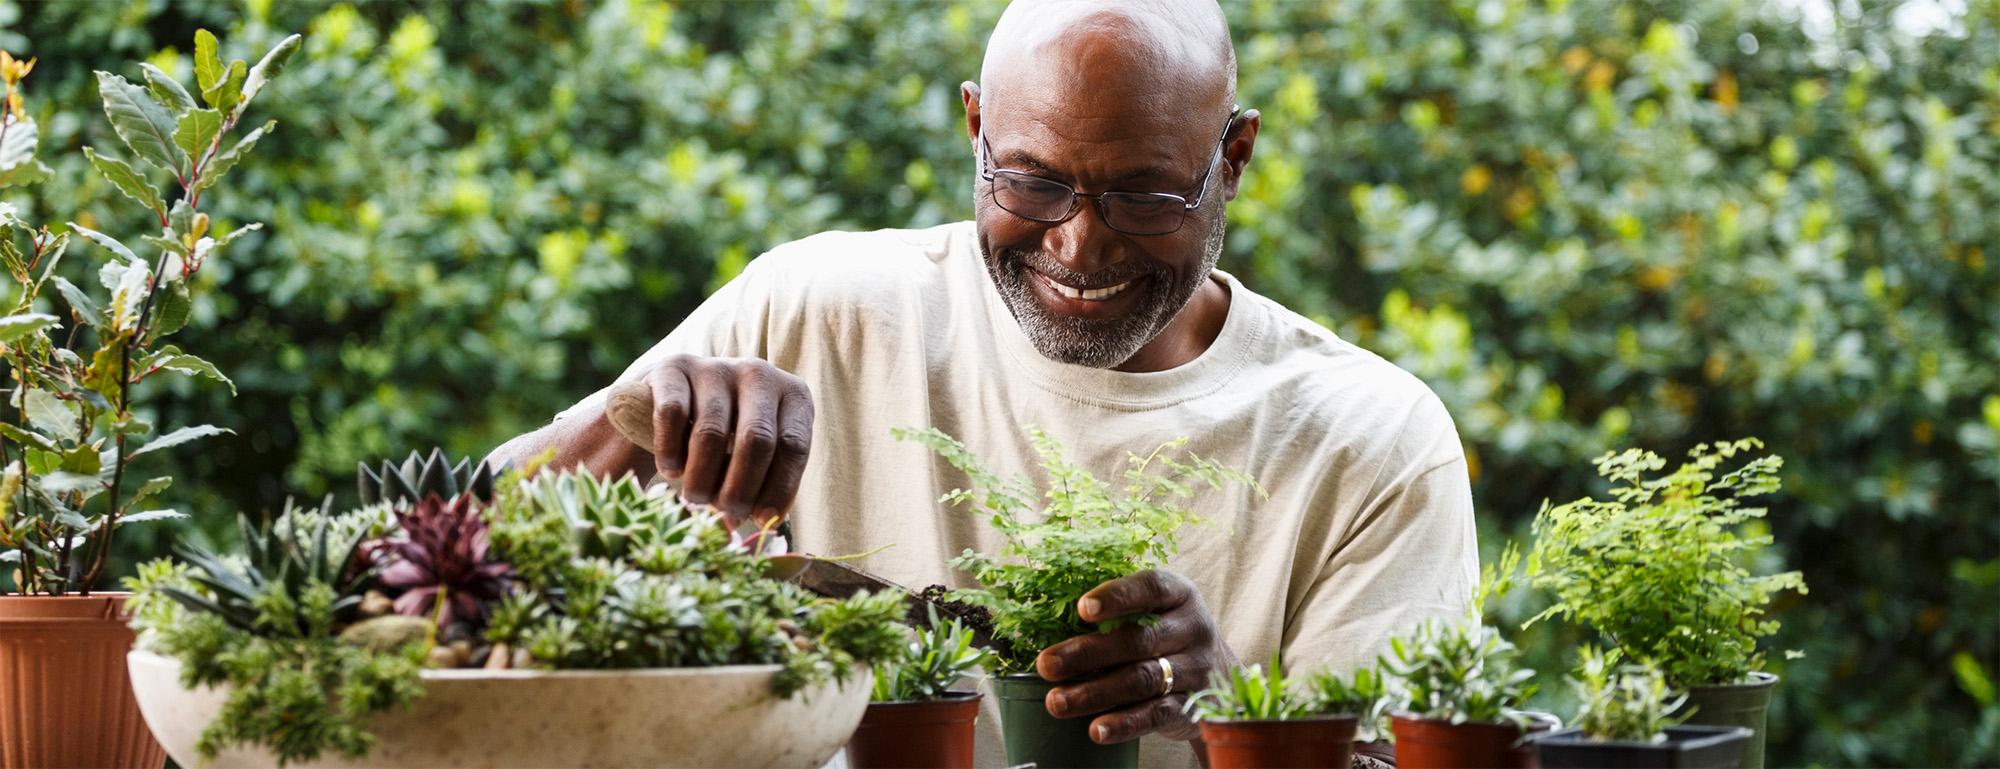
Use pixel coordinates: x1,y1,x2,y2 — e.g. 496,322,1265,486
4,0,1994,765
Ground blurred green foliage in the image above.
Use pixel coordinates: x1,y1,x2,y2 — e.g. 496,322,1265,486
2,0,1994,765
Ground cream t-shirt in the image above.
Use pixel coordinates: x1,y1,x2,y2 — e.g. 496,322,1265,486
558,221,1477,768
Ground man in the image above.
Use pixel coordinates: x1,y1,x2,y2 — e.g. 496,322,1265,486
491,0,1476,765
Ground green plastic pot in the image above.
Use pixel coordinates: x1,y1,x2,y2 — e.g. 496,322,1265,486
1673,671,1776,769
992,673,1140,769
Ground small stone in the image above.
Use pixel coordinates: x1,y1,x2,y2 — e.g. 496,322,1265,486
426,645,458,668
469,643,494,668
441,621,475,643
449,640,474,666
510,646,533,668
339,614,432,653
483,643,510,670
359,590,393,617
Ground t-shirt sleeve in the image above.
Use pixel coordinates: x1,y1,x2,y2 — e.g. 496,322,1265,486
551,257,779,423
1278,418,1480,675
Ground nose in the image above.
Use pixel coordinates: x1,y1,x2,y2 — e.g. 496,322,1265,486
1042,198,1122,276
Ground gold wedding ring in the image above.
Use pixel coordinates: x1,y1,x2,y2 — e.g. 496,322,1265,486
1157,656,1174,696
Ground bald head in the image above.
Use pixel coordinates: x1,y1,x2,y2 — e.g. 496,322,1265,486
979,0,1235,123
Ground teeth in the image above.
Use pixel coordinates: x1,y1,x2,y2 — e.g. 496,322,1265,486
1046,275,1132,301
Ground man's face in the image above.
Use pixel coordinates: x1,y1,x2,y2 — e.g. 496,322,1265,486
971,81,1234,369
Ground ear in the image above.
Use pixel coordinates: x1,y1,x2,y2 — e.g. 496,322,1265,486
1219,108,1260,203
961,81,983,148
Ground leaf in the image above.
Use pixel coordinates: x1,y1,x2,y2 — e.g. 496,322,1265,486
173,109,224,171
52,278,104,330
139,63,198,116
0,158,49,188
32,232,69,289
240,34,302,109
131,424,233,457
194,121,273,193
146,347,235,393
194,30,222,96
96,71,185,175
142,234,190,258
152,281,192,339
128,476,172,507
68,223,140,263
212,222,262,249
112,259,153,333
82,148,163,215
203,59,246,115
22,389,79,443
38,471,103,497
116,509,187,524
0,424,58,453
0,114,38,174
0,313,58,342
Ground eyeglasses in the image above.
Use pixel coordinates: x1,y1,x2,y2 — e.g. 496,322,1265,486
978,107,1241,236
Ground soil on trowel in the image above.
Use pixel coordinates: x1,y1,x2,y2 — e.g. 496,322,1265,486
916,584,996,639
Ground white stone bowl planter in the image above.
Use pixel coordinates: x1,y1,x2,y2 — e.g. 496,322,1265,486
128,649,871,768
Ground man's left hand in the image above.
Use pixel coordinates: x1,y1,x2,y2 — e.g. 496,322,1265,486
1035,570,1239,744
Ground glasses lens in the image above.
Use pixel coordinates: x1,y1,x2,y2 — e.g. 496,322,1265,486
1102,192,1187,235
991,172,1074,221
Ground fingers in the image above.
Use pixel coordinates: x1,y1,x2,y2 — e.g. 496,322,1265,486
1078,570,1197,623
1037,608,1211,681
1045,653,1199,720
752,380,814,525
645,356,814,528
1089,693,1198,744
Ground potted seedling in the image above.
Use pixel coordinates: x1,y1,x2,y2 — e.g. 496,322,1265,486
1184,653,1373,769
123,461,908,768
1384,619,1553,769
1531,648,1753,769
0,31,296,768
844,607,995,769
895,426,1255,769
1527,439,1806,768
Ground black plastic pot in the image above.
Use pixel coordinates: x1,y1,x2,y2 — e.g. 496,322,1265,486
992,673,1140,769
1673,671,1777,769
1533,725,1754,768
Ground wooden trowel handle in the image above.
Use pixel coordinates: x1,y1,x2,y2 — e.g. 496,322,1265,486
605,379,656,450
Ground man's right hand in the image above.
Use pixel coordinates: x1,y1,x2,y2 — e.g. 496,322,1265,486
488,354,814,529
627,355,815,527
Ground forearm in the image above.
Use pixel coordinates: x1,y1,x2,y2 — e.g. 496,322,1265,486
486,399,654,482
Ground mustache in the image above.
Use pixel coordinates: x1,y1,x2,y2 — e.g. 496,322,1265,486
998,247,1161,290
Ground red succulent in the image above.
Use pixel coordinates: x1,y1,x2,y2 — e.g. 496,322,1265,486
365,493,512,627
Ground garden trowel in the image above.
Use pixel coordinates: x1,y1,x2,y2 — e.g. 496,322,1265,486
604,378,999,649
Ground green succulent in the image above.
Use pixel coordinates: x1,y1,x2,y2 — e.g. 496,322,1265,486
515,470,699,563
1386,619,1538,730
1186,653,1318,722
161,501,368,636
357,448,498,508
1568,648,1687,743
870,607,995,703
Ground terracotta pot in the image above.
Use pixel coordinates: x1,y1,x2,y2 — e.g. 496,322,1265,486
1199,714,1358,769
992,672,1140,769
129,649,870,768
843,690,980,768
1531,725,1753,769
0,593,165,769
1390,712,1556,769
1672,672,1777,769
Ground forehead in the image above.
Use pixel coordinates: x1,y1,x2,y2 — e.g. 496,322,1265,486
983,65,1214,187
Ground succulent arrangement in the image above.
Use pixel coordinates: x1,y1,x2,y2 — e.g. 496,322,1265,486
127,451,905,765
894,426,1256,673
357,448,498,507
870,607,995,703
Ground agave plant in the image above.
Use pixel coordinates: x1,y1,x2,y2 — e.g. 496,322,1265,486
363,492,511,627
357,448,498,508
161,501,368,635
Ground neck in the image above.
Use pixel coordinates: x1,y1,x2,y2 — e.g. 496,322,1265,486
1112,275,1231,373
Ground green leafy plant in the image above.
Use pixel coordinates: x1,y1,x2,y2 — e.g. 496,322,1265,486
1526,439,1808,688
870,607,995,703
159,504,367,635
1386,619,1538,729
895,426,1256,674
1567,647,1687,743
1186,652,1318,722
1301,663,1393,740
0,31,297,594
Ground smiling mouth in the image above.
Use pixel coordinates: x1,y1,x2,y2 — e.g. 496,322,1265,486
1037,271,1134,301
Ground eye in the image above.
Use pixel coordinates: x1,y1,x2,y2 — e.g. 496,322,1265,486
999,173,1070,200
1114,194,1180,217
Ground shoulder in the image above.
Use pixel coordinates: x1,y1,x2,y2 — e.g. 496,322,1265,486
1226,277,1463,471
745,221,969,291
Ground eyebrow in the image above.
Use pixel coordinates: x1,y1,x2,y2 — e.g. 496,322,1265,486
998,148,1173,187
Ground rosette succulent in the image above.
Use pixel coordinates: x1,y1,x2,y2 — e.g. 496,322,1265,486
358,448,498,507
364,493,511,626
